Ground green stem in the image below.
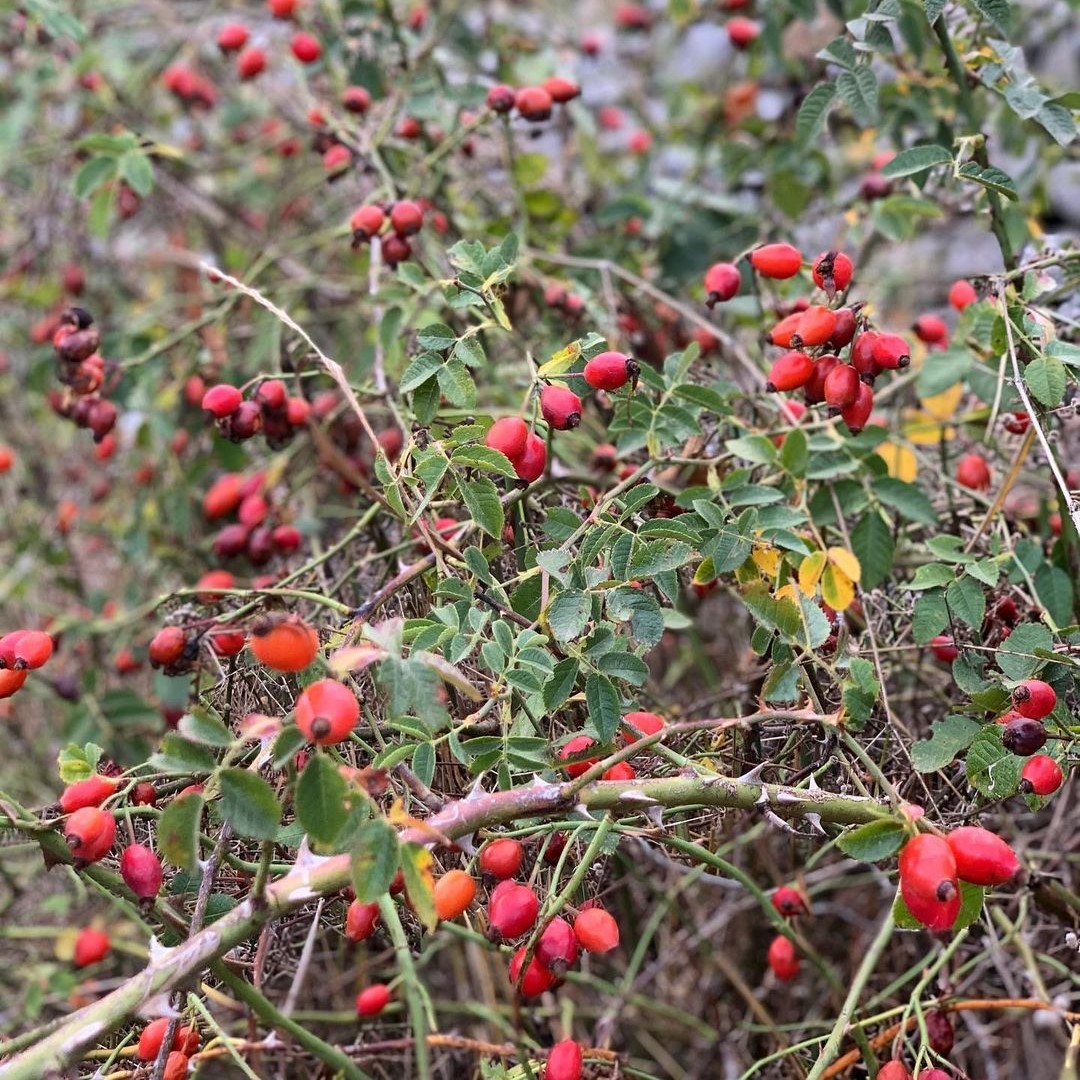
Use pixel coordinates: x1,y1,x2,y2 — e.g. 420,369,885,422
211,961,370,1080
378,895,431,1080
804,908,896,1079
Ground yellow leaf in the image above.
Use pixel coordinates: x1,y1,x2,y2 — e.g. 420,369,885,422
537,341,582,378
751,544,781,579
821,563,855,611
827,547,861,583
399,841,439,933
775,582,801,605
902,412,954,447
920,383,964,421
798,550,827,595
877,441,919,481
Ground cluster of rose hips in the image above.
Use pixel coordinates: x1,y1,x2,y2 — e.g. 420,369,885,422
928,652,1067,795
486,77,581,124
46,308,119,444
898,825,1019,931
59,778,166,976
197,377,309,447
349,198,425,266
705,244,915,434
201,468,303,568
556,710,664,782
0,628,55,701
997,678,1063,779
482,344,641,484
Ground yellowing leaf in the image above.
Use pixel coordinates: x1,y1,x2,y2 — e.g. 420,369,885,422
902,412,954,447
920,383,964,421
827,547,861,583
399,842,438,933
693,558,716,585
751,544,781,579
537,341,582,378
878,441,919,481
799,550,827,595
821,563,856,611
775,583,801,605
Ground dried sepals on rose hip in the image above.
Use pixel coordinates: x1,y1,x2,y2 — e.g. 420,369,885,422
1011,679,1055,720
1019,754,1064,796
65,806,117,865
771,885,808,918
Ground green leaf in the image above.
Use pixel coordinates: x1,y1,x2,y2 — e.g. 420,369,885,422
57,743,103,784
965,726,1021,798
909,564,954,590
158,793,203,871
726,435,777,465
629,539,694,578
148,734,217,776
605,587,665,648
851,511,894,590
945,575,985,629
178,707,234,747
416,322,457,351
1024,355,1067,407
351,817,399,903
924,0,946,24
837,819,907,862
459,476,504,539
1034,564,1073,628
913,589,949,644
916,347,972,397
118,150,154,197
875,478,937,527
600,651,650,686
73,156,116,199
547,590,592,642
911,716,981,772
399,352,444,393
543,657,580,712
451,445,518,478
87,184,114,238
779,427,808,477
795,83,837,145
817,36,857,68
437,358,475,408
997,622,1053,680
296,752,349,848
1034,103,1077,147
956,161,1018,201
585,673,622,743
836,67,879,127
969,0,1010,34
25,0,87,41
217,768,281,840
880,144,952,179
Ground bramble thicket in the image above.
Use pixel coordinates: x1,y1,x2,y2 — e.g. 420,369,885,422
0,1,1078,1078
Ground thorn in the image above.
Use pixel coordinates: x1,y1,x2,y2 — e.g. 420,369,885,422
738,763,767,784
